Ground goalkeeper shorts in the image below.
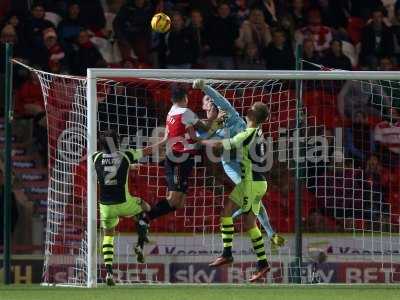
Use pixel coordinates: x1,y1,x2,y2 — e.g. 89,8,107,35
99,195,143,229
229,180,268,216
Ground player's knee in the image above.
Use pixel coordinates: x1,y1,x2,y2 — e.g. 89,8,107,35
168,192,185,209
141,200,151,212
104,228,115,236
174,199,185,209
222,201,234,216
243,214,257,231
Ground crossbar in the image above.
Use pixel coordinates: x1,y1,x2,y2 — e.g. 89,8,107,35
88,69,400,80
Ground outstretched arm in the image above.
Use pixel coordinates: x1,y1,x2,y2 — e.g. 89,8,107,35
194,119,213,132
200,128,255,150
149,127,168,152
127,147,154,170
204,86,239,117
193,79,240,118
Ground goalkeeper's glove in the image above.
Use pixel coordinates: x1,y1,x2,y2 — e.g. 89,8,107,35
193,79,205,90
210,118,223,132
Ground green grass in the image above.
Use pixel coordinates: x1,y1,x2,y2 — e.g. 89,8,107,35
1,284,400,300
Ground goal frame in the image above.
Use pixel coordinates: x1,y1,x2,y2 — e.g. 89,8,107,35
86,69,400,287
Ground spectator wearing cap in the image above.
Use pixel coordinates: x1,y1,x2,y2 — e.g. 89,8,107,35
360,7,394,68
204,2,239,69
113,0,153,63
70,29,106,75
236,8,271,69
57,1,83,47
295,8,333,55
264,28,295,70
24,2,54,49
321,40,352,70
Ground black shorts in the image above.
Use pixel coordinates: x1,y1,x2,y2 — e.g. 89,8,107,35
165,155,195,193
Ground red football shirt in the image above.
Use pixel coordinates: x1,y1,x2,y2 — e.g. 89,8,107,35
166,105,199,154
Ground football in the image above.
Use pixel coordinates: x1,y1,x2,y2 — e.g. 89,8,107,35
151,12,171,33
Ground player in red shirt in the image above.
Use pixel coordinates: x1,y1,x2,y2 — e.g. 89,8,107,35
147,85,213,220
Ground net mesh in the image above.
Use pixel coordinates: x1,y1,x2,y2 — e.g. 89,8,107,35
30,67,400,285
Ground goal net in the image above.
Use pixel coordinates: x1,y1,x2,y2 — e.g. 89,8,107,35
24,65,400,286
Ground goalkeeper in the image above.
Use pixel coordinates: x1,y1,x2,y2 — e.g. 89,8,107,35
201,102,271,281
92,129,152,286
193,79,284,248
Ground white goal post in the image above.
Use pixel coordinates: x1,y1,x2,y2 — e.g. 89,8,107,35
84,69,400,287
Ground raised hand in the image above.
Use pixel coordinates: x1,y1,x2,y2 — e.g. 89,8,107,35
193,79,205,90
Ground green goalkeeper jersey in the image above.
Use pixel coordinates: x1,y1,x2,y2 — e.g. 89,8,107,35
222,127,267,182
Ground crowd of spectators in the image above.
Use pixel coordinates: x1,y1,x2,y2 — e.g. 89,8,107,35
2,0,400,75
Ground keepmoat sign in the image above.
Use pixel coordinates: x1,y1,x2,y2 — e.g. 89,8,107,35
2,234,398,284
116,234,400,257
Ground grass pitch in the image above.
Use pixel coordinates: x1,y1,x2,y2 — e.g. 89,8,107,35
1,284,400,300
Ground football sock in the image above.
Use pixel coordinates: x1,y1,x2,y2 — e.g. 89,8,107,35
221,217,234,257
248,226,267,262
137,213,149,248
147,199,176,220
232,204,275,239
102,235,114,270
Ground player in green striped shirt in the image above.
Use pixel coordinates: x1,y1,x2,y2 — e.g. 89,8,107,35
201,102,270,282
92,129,152,286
